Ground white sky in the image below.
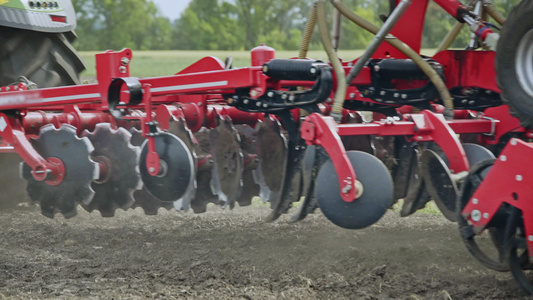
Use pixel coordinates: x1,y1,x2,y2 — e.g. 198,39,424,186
152,0,192,21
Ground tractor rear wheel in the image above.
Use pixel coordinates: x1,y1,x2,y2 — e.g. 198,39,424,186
0,26,85,87
0,26,85,209
496,0,533,128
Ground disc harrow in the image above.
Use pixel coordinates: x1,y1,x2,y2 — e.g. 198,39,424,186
2,0,533,294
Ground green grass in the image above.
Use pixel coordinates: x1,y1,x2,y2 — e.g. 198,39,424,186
79,49,366,81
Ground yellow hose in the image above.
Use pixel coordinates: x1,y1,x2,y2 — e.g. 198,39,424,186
485,3,505,25
331,0,455,116
436,22,464,52
298,3,318,60
317,0,347,118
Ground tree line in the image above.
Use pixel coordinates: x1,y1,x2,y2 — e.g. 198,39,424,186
72,0,520,51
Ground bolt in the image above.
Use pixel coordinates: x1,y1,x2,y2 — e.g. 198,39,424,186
149,167,155,173
529,236,533,242
511,139,517,146
483,212,489,219
417,136,423,140
342,184,352,194
256,102,262,107
473,198,478,204
267,91,274,97
471,209,481,222
289,95,295,101
119,66,127,73
374,65,380,72
121,57,130,65
281,94,288,100
6,87,9,91
309,67,317,74
14,86,18,91
349,93,355,98
462,99,468,104
394,93,399,98
197,102,203,106
401,94,407,99
263,103,268,108
380,91,386,96
500,155,507,161
243,99,249,104
468,100,475,106
516,174,523,181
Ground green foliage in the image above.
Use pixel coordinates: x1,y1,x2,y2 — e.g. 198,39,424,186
72,0,522,51
72,0,173,50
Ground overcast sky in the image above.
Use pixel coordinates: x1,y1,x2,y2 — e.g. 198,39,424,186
152,0,192,21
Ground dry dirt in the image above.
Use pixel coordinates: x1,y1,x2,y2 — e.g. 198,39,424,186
0,204,530,299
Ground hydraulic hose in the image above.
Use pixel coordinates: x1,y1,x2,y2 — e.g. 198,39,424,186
331,0,455,117
317,0,347,120
436,22,465,52
298,3,318,60
484,3,505,25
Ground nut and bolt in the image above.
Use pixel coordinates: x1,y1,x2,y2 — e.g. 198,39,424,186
471,209,482,222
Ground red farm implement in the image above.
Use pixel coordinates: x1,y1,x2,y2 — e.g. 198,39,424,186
2,0,533,294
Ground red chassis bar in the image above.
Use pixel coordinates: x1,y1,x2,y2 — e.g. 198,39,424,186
300,108,525,203
461,139,533,260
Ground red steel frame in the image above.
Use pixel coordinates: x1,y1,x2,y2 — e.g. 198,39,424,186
0,0,522,203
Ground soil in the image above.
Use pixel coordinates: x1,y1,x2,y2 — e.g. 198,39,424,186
0,204,529,299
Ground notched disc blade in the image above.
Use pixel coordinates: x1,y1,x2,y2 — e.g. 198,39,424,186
235,125,260,207
254,117,287,204
22,124,97,218
190,129,218,213
209,116,244,207
81,123,141,217
316,150,393,229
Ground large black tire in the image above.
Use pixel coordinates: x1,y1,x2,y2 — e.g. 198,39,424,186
0,26,86,87
496,0,533,128
0,26,85,209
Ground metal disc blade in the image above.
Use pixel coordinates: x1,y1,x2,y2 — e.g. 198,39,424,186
23,124,97,218
209,116,244,207
168,116,198,211
129,128,173,215
139,132,195,202
457,158,509,271
422,144,495,222
462,143,496,167
420,149,458,221
316,150,393,229
82,123,141,217
255,117,287,203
